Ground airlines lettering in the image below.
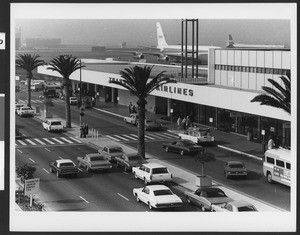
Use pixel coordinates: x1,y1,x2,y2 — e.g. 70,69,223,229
156,85,193,97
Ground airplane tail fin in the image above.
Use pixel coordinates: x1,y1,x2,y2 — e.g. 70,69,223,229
156,22,168,49
226,34,235,48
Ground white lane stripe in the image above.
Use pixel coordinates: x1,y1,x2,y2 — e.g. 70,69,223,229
35,100,43,103
44,148,51,152
34,138,46,145
17,149,23,154
152,133,168,138
79,196,89,203
25,139,37,145
31,100,38,103
43,168,49,174
162,132,179,138
58,156,63,159
43,138,55,144
129,134,138,138
51,138,64,144
122,135,137,140
106,135,121,142
117,193,129,201
114,135,130,141
68,137,82,143
19,100,26,103
17,140,27,146
28,158,35,163
144,134,155,140
60,137,73,144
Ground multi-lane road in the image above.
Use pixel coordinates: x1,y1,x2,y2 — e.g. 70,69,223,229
15,90,290,211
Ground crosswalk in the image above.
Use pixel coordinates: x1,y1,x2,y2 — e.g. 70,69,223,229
17,98,65,104
15,136,83,147
105,132,179,142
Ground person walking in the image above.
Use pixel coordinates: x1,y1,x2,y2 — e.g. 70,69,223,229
186,116,191,129
129,102,133,114
132,105,136,113
181,116,187,131
177,116,182,129
267,135,275,150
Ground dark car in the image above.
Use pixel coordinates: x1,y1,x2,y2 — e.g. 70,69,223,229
224,161,248,179
115,153,146,171
162,139,203,156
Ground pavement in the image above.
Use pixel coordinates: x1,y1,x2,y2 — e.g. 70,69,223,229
18,100,286,212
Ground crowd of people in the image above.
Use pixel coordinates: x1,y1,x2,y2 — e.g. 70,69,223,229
176,115,192,130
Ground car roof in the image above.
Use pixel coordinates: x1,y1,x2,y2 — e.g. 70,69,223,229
146,185,170,191
227,200,254,207
85,153,102,157
56,159,74,164
46,119,62,122
265,148,291,161
197,187,224,192
227,161,244,165
105,145,123,149
142,163,167,168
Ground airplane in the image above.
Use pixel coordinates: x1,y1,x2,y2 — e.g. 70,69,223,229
107,22,220,62
226,34,286,49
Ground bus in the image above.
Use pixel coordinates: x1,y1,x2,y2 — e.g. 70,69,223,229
263,148,291,187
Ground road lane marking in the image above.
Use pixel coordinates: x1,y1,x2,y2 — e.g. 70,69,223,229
43,138,55,144
128,134,138,139
60,137,73,144
28,158,35,163
144,134,155,140
153,133,170,138
78,168,83,172
25,139,37,145
106,135,120,142
114,135,129,141
117,193,129,201
51,138,64,144
17,140,27,146
34,138,46,145
58,156,63,159
44,148,51,152
79,196,89,203
68,137,82,143
31,100,38,103
16,149,23,154
43,168,49,174
162,132,178,138
122,135,137,140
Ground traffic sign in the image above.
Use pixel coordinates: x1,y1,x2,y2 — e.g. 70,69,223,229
24,178,40,195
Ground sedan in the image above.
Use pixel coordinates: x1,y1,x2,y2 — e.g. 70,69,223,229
211,200,258,212
77,153,112,172
133,185,182,210
162,139,203,156
224,161,248,179
115,153,146,171
144,118,162,131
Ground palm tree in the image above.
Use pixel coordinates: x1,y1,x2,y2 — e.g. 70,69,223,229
251,73,291,114
47,55,84,128
109,65,177,158
16,54,45,108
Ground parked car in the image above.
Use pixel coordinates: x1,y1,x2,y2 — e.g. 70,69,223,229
138,118,162,131
42,119,63,132
49,159,79,178
132,163,173,184
224,161,248,179
124,113,139,125
15,103,25,113
184,187,233,212
133,185,182,210
16,106,35,117
77,153,112,172
115,153,146,171
178,127,214,144
69,96,78,105
211,200,258,212
162,139,203,156
98,145,124,162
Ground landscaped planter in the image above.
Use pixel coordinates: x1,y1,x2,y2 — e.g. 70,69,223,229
195,175,212,187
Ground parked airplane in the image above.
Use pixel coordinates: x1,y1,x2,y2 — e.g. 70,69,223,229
226,34,286,49
107,22,220,62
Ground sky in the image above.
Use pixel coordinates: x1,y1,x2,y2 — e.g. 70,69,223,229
15,19,291,48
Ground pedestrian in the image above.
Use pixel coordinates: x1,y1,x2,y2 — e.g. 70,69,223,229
177,116,182,129
129,102,133,114
186,116,191,129
181,117,187,131
85,123,89,136
267,135,275,150
132,105,136,113
80,124,84,138
92,96,95,106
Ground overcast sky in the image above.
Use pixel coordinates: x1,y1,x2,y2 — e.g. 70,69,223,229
15,19,290,48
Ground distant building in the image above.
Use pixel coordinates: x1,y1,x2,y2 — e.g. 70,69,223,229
15,27,21,50
91,46,106,52
25,38,61,49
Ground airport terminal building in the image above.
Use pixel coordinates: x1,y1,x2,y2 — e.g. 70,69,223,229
38,48,291,146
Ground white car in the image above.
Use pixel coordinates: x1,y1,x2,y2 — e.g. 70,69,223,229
133,185,182,210
178,127,214,144
42,119,63,132
15,103,25,113
98,145,124,161
132,163,173,184
211,200,258,212
16,106,35,117
124,113,139,125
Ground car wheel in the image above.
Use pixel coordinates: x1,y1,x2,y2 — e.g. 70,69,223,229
266,172,273,183
148,202,153,210
135,194,140,202
186,196,191,204
200,204,206,212
144,178,148,185
180,150,185,156
165,147,169,153
56,171,60,178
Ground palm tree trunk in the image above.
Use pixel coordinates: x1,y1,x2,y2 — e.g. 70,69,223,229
27,72,33,108
64,84,71,128
137,99,146,158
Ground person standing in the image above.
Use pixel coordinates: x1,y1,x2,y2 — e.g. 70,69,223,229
177,116,182,129
181,116,187,131
186,116,191,129
267,136,275,150
129,102,133,114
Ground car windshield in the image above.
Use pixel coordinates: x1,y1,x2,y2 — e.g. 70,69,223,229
229,163,244,168
153,189,173,196
182,141,194,146
152,167,168,174
22,107,31,110
51,121,62,125
128,156,142,161
90,156,104,161
238,206,257,212
60,162,75,167
205,189,226,198
110,148,123,153
146,119,156,123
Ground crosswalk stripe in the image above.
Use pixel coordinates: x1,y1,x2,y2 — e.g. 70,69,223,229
144,134,155,140
51,138,64,144
68,137,82,143
114,135,130,141
162,132,179,138
106,135,121,142
25,139,37,145
129,134,138,138
122,135,137,140
35,100,44,103
43,138,55,144
34,138,46,145
60,137,73,144
154,133,172,138
17,140,27,146
31,100,38,103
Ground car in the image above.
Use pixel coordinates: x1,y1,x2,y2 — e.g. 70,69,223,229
98,145,124,162
211,200,258,212
132,163,173,184
115,153,146,171
224,161,248,179
15,128,22,139
162,139,203,156
49,159,79,178
77,153,112,172
178,127,214,144
133,185,182,210
124,113,139,125
138,118,162,131
184,187,233,212
16,106,35,117
15,103,25,113
42,119,63,132
69,96,78,105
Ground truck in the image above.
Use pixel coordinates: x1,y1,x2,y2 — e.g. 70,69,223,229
178,127,214,144
49,159,79,178
16,106,35,117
